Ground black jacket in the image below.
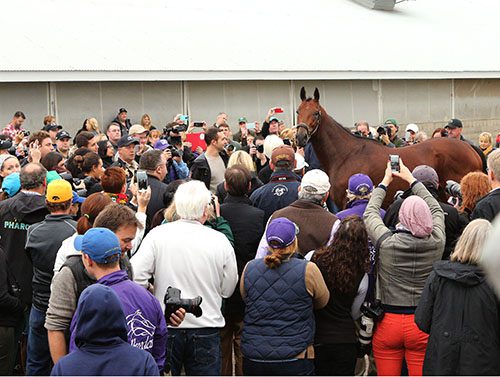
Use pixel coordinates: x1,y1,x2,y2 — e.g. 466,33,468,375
220,195,265,319
215,174,263,204
145,175,170,232
189,152,228,190
415,260,500,375
0,247,24,327
471,189,500,222
112,116,132,136
384,186,467,259
26,214,77,312
84,176,103,196
0,192,49,305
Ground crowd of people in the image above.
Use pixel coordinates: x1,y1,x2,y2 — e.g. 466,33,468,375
1,106,500,376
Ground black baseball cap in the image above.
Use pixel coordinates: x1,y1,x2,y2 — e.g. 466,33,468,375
56,130,71,140
118,108,127,114
0,136,12,150
445,118,463,129
117,135,139,148
43,124,63,132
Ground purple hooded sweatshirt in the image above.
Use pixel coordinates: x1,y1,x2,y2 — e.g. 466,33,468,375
69,270,167,373
336,198,386,220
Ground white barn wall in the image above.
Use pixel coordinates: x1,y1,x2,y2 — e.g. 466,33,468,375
1,79,500,142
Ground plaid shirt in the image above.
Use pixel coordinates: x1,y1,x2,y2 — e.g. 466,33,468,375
1,123,25,141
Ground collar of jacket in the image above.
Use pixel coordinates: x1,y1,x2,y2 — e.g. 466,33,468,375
97,269,128,286
224,194,252,205
290,198,325,210
269,170,301,183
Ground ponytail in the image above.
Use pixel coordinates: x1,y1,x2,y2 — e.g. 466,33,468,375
264,238,298,269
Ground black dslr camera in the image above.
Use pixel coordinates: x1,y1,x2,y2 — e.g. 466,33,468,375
376,125,392,138
446,180,462,207
357,300,385,357
164,287,203,319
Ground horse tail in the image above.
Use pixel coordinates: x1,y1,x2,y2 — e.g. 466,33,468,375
470,144,487,173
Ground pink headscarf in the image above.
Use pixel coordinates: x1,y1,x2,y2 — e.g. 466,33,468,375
398,196,433,238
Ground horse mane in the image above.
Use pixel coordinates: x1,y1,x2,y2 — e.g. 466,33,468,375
322,110,381,146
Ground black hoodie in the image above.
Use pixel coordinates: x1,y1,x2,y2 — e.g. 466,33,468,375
415,260,500,375
0,192,49,305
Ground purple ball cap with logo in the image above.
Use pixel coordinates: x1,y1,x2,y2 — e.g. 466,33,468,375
154,139,170,151
266,217,299,249
348,173,374,196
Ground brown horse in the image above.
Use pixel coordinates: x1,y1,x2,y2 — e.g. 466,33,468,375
295,87,484,209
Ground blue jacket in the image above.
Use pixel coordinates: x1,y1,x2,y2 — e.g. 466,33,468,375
52,284,159,376
69,270,167,373
242,258,315,361
250,170,301,222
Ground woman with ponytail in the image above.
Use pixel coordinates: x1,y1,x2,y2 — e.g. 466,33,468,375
53,193,112,273
240,217,329,376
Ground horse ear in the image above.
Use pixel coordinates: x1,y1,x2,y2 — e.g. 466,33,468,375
314,88,320,102
300,87,306,101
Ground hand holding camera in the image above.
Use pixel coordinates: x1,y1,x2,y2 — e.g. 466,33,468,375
164,287,203,321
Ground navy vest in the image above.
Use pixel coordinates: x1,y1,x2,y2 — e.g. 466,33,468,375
242,257,315,361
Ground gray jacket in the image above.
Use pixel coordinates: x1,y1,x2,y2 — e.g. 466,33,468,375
363,182,445,307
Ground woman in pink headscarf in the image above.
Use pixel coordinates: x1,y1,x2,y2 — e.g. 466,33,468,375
363,158,445,376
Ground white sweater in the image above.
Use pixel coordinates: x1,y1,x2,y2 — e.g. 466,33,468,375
131,219,238,329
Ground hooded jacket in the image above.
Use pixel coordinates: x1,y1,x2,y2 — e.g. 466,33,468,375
384,185,467,260
415,261,500,375
68,270,167,373
0,192,49,305
363,182,445,308
51,284,159,376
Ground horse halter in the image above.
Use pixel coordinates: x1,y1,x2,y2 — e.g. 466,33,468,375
296,107,321,138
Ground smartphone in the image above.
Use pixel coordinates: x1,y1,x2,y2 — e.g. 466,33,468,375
274,107,284,113
136,170,149,191
283,138,291,146
193,122,204,128
247,122,256,130
389,154,400,173
179,115,189,122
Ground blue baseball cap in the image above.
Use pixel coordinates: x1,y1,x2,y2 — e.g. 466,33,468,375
72,191,85,204
266,217,299,249
74,228,121,264
1,172,21,198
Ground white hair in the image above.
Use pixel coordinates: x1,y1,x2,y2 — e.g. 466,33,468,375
174,181,211,220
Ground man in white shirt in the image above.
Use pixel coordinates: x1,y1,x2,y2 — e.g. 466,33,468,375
131,180,238,375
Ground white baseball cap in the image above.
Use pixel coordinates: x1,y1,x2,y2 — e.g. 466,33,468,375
301,169,331,195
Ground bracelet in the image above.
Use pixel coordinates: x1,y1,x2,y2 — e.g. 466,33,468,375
377,183,388,191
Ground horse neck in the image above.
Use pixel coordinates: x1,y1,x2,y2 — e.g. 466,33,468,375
311,112,356,167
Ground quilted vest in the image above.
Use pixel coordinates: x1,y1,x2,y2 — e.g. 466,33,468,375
241,257,314,361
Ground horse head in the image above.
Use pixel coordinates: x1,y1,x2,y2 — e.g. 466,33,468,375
296,87,321,147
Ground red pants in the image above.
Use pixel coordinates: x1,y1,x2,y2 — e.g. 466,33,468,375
372,313,428,376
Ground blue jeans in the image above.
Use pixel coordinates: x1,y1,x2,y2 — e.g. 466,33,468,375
166,327,221,376
243,357,315,376
26,306,52,376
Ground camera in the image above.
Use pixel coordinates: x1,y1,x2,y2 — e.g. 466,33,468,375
224,144,235,152
136,170,149,191
389,154,400,173
166,145,182,159
283,138,292,146
256,144,264,154
446,180,462,199
357,300,385,357
377,125,392,138
164,287,203,320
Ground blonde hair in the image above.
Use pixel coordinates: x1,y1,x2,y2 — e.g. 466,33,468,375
141,114,152,130
164,202,180,223
479,132,492,145
228,150,255,172
279,128,297,150
264,238,298,269
87,118,100,133
451,219,491,264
